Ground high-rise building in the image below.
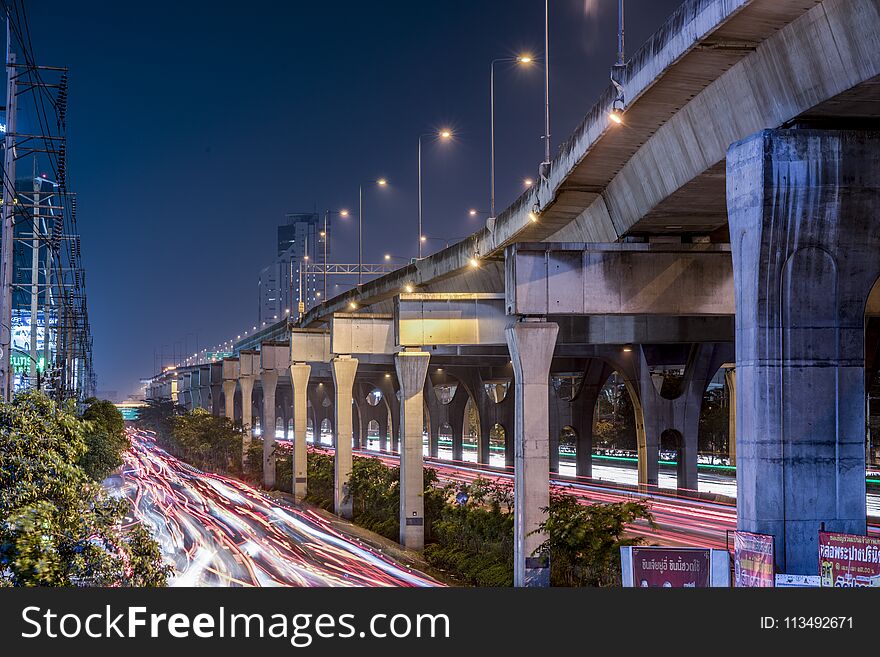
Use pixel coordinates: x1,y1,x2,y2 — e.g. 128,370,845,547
258,212,330,324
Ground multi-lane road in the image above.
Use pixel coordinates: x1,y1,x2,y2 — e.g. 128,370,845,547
113,428,879,585
109,429,438,587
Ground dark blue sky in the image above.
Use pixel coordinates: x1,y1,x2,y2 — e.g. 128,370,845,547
25,0,682,398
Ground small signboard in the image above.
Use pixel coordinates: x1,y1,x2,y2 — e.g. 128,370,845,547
733,531,775,587
775,573,820,588
819,532,880,587
621,547,729,587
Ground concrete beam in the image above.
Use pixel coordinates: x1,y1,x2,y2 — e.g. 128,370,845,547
506,242,733,317
396,293,511,347
331,313,395,355
290,328,331,363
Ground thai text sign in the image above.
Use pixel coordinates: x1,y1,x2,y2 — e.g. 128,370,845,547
819,532,880,587
631,547,710,588
733,531,774,587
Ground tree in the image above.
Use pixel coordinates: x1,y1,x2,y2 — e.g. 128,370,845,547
168,409,244,473
136,398,184,440
79,398,129,481
0,391,170,586
533,491,655,587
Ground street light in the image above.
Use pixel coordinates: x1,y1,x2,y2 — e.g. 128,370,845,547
524,178,534,187
543,0,551,169
358,179,389,285
322,208,349,298
418,129,453,259
491,54,535,218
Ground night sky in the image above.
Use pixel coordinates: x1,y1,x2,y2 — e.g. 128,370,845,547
24,0,682,399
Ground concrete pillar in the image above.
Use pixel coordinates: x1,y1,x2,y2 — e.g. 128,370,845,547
425,377,443,458
395,350,430,550
290,362,311,500
261,369,278,488
222,380,236,420
331,356,358,519
575,360,613,479
724,368,736,467
631,344,726,492
375,374,399,452
199,366,211,411
181,373,193,411
728,129,875,574
447,383,470,462
239,377,254,444
506,320,558,587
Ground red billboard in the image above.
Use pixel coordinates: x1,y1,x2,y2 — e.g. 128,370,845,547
819,532,880,587
733,531,775,587
631,547,711,588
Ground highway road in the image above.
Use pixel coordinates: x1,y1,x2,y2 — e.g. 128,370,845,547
109,429,439,587
316,442,880,551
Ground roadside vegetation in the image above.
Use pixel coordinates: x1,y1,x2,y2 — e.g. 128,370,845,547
0,391,170,586
137,403,655,587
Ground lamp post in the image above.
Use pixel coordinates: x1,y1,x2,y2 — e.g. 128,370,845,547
491,54,534,218
358,179,387,285
543,0,551,168
418,129,453,259
321,208,349,299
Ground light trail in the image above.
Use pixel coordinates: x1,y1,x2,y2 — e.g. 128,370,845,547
110,429,439,588
306,443,880,551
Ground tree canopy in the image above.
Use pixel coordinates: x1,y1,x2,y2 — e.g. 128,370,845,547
0,391,170,587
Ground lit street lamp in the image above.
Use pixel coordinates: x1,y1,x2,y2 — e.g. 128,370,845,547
322,209,349,299
418,129,453,259
491,54,534,218
358,179,388,285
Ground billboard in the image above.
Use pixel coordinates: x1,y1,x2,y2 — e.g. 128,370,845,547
11,308,56,353
630,547,711,588
819,532,880,587
733,531,775,587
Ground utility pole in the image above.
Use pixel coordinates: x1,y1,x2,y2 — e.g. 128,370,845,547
0,28,17,400
29,162,39,386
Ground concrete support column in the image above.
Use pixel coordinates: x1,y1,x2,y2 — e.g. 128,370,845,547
210,383,222,417
506,320,558,587
222,380,236,421
633,344,727,492
239,377,255,445
395,350,430,550
424,377,444,458
290,363,311,501
261,370,279,488
728,129,876,574
447,383,470,462
724,368,736,467
181,374,193,411
375,374,400,452
331,356,358,519
575,360,614,479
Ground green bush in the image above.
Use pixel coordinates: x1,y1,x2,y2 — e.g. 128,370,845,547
0,391,170,586
164,409,244,474
534,491,655,587
304,450,334,509
79,398,129,481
